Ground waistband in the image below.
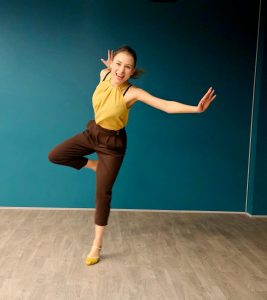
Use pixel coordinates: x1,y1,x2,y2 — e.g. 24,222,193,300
92,120,125,136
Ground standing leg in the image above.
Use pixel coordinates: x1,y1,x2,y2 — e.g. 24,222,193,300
85,152,124,265
95,152,124,226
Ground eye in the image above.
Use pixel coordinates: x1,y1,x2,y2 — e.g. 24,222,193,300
116,63,121,66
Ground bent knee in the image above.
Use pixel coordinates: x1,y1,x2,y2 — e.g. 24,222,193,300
48,149,61,164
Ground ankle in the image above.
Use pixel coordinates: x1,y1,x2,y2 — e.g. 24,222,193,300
93,240,102,248
84,159,98,171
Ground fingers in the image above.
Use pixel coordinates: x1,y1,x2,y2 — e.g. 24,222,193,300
209,88,216,102
207,87,215,96
211,94,216,101
202,88,213,102
199,87,216,107
108,49,114,60
206,87,216,101
100,49,114,67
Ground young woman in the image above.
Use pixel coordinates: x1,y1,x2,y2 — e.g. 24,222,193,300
48,45,216,266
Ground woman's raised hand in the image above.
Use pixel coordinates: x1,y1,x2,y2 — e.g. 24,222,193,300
100,49,113,69
196,87,216,113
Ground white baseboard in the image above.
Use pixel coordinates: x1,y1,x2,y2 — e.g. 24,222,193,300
245,212,267,218
0,206,266,217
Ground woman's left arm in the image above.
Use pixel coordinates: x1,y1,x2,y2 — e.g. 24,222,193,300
133,87,216,114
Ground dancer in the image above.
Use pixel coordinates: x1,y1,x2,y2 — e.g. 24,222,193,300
48,45,216,266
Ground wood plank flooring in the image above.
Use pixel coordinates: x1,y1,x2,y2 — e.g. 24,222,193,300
0,209,266,300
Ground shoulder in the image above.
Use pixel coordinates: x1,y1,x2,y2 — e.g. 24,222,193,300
99,68,111,81
126,86,145,100
123,85,144,103
126,86,165,107
123,86,154,109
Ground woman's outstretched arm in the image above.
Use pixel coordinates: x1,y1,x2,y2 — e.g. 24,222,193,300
132,87,216,114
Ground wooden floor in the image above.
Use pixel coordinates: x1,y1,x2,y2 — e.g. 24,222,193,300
0,209,267,300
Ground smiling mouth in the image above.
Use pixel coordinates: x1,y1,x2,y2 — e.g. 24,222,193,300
116,73,124,80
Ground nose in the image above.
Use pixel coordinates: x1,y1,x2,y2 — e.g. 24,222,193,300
118,66,125,73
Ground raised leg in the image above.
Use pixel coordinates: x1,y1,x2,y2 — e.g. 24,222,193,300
48,131,95,170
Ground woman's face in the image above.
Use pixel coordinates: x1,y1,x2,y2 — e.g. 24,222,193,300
110,52,135,85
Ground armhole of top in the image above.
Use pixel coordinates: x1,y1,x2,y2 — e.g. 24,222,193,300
123,84,132,96
102,71,111,81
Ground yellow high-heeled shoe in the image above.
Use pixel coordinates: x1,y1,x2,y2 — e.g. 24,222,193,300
85,245,102,266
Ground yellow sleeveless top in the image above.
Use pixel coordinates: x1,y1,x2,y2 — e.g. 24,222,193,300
92,72,131,130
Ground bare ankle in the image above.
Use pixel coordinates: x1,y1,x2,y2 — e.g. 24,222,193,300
84,159,98,171
93,240,102,248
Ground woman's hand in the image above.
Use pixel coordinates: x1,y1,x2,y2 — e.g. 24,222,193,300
100,49,113,69
196,87,216,113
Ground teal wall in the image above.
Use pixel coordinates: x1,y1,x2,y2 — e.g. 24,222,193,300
0,0,265,215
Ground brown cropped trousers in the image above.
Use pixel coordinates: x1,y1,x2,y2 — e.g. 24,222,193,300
48,120,127,226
